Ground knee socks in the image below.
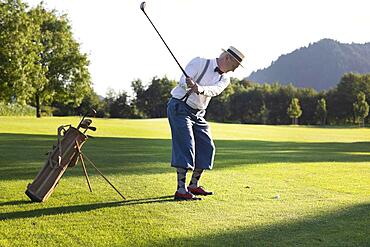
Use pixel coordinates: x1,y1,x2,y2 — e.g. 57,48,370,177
188,168,204,189
176,168,188,194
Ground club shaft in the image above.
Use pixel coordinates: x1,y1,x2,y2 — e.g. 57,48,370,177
77,112,89,130
142,10,189,78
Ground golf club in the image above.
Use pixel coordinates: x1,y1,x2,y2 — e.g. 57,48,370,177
140,2,189,78
77,108,96,130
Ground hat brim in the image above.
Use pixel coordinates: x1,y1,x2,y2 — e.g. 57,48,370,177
222,48,244,68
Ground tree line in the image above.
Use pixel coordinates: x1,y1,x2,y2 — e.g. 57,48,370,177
79,73,369,126
206,73,369,126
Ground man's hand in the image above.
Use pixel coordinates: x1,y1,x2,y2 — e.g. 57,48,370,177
186,77,195,88
186,77,204,94
191,83,204,94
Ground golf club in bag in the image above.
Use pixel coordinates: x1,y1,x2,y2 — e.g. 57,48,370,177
25,109,126,202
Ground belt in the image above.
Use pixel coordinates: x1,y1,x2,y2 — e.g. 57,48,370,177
172,97,201,112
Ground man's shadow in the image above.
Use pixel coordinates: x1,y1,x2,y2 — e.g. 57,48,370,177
0,195,177,221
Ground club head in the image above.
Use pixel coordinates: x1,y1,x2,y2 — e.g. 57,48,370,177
79,124,89,129
81,119,92,126
140,2,146,11
88,126,97,131
91,108,97,115
79,120,92,130
83,127,96,134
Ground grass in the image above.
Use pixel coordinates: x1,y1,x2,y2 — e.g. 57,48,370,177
0,116,369,246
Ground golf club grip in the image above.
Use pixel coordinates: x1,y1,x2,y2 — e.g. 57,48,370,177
142,10,189,78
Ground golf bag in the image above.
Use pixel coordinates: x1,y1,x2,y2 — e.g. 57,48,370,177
25,126,87,202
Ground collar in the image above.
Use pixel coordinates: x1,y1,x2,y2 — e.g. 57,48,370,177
213,58,224,75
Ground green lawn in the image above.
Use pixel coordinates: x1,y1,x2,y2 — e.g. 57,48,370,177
0,117,369,246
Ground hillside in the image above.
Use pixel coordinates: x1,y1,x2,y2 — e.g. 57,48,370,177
247,39,370,91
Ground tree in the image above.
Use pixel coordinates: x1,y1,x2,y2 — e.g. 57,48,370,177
297,88,318,125
77,90,106,118
353,92,369,127
0,1,91,117
131,79,146,118
0,0,46,105
315,98,327,125
28,4,91,117
133,77,176,118
207,78,236,122
228,89,248,123
287,98,302,125
259,103,269,124
265,83,296,124
327,73,370,124
105,89,133,118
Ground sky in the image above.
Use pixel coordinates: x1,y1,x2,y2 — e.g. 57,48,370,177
24,0,370,96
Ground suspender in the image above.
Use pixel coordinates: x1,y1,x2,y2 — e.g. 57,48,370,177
179,59,210,102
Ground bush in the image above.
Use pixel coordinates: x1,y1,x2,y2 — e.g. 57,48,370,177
0,103,35,116
41,106,55,117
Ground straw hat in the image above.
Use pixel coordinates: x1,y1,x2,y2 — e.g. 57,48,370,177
222,46,245,67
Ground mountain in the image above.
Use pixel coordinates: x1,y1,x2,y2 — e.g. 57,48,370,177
247,39,370,91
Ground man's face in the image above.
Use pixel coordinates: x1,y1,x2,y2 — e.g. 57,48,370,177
223,54,240,72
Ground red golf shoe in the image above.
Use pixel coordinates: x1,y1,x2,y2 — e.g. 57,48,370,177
187,186,214,196
174,191,202,201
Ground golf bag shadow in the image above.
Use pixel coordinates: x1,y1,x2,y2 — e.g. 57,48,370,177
25,126,87,202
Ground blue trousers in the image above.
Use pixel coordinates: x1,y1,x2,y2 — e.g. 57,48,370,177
167,98,215,170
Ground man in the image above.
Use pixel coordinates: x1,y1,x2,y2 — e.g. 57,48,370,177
167,46,245,200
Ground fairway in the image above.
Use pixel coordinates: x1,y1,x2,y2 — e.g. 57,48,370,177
0,117,369,246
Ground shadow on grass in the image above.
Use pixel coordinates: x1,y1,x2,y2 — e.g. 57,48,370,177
0,133,369,180
0,195,175,221
164,203,370,246
302,125,368,129
0,200,33,207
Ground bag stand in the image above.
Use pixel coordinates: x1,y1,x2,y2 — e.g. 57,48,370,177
75,141,126,200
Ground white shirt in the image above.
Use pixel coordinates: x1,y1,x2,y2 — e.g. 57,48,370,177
170,57,230,110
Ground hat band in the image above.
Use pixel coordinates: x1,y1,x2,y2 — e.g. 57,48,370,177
227,49,242,63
